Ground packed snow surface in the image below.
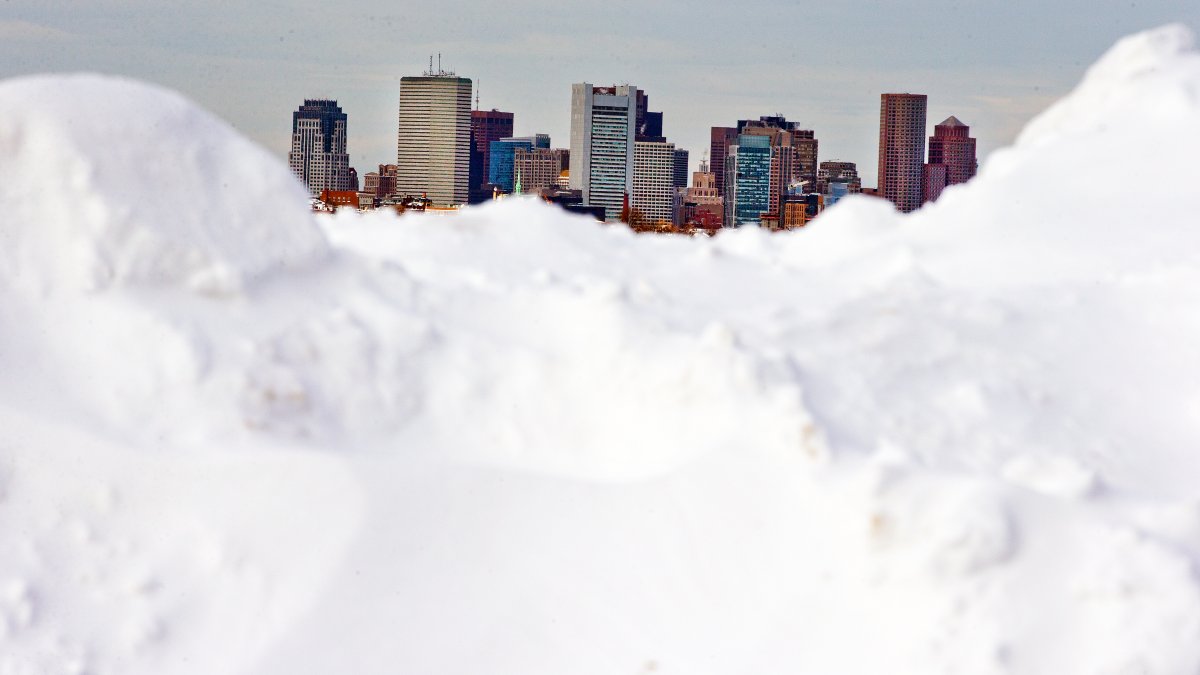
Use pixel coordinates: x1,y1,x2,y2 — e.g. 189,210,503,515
3,25,1200,675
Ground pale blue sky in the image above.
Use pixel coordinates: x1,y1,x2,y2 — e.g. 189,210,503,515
2,1,1197,185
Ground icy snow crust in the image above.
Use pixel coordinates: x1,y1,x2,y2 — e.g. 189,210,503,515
2,25,1200,674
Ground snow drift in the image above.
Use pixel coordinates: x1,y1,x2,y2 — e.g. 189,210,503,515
3,24,1200,675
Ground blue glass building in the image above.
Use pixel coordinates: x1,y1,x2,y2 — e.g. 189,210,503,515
489,135,550,193
724,134,772,227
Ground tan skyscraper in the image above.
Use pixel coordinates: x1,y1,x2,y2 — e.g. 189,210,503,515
878,93,928,213
396,70,472,206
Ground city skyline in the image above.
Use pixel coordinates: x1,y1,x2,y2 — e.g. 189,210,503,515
3,1,1196,187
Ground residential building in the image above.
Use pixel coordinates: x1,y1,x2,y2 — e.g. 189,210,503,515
878,93,928,212
632,140,676,224
396,71,473,206
288,99,351,196
570,83,637,220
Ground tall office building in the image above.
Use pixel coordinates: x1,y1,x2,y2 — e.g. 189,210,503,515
790,130,819,191
724,134,772,227
878,93,928,213
632,140,676,224
710,127,738,197
288,99,351,196
396,70,473,206
470,109,514,201
672,149,690,189
570,83,637,220
923,116,977,204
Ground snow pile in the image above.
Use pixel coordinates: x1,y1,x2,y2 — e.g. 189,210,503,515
3,25,1200,675
0,74,327,296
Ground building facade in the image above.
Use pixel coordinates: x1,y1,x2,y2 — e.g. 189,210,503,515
709,126,739,198
470,109,514,202
570,83,637,220
288,99,351,196
514,148,569,195
488,135,550,193
878,93,928,213
724,134,772,227
923,115,977,204
632,140,677,224
396,73,473,206
672,148,690,189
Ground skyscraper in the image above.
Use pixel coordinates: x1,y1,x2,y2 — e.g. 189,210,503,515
288,99,351,196
672,149,690,189
724,133,772,227
570,83,637,221
709,126,738,197
923,116,977,204
632,140,676,224
396,69,473,206
878,93,928,213
470,109,514,201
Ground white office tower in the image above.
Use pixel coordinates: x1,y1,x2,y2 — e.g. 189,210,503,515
569,83,636,221
396,71,472,206
288,99,351,196
632,140,676,224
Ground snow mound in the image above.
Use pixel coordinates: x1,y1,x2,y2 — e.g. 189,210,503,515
0,74,328,296
4,23,1200,675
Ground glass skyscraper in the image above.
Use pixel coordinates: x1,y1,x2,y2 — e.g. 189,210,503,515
724,134,772,227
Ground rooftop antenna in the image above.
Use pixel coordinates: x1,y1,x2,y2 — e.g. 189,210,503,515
428,55,433,75
438,53,442,73
475,79,480,110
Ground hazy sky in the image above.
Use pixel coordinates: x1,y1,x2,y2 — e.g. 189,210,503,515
3,1,1197,186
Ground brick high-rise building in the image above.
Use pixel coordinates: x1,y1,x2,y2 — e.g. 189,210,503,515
470,109,514,201
878,93,928,213
288,99,351,196
710,127,738,197
923,116,977,204
396,71,473,206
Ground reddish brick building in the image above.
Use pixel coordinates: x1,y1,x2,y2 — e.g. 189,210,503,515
878,93,928,213
923,116,977,204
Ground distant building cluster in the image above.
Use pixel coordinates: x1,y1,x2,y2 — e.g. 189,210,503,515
288,63,978,231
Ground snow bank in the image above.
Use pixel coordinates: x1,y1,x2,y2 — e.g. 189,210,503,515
3,24,1200,675
0,74,327,296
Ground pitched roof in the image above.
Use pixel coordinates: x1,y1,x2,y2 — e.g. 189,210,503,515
939,116,967,127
